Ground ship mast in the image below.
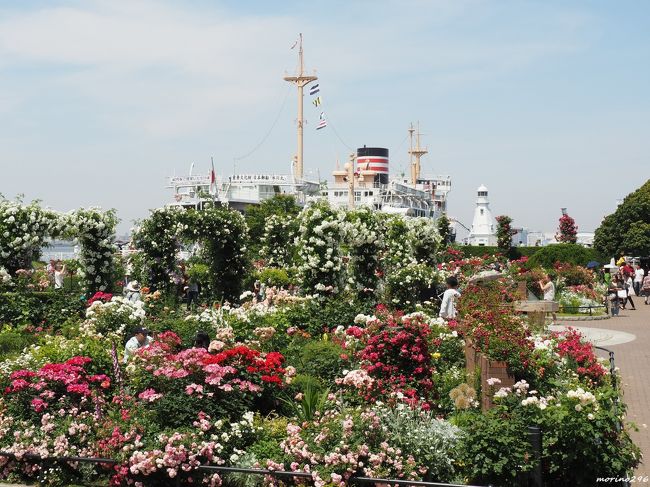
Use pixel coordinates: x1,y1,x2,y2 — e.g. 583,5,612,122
408,121,428,185
284,34,318,182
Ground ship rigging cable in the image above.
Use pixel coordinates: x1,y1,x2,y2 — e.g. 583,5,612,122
233,84,292,162
324,115,354,151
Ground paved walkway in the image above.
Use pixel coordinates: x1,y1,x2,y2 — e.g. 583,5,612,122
554,302,650,475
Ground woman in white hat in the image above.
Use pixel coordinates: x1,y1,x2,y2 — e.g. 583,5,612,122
125,280,142,303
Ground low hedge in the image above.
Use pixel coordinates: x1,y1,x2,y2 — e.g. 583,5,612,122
0,291,86,328
455,244,605,266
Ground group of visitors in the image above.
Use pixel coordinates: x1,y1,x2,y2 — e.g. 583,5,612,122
606,262,649,315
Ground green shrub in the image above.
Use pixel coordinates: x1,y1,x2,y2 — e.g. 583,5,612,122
0,291,85,329
257,267,291,288
248,415,289,463
148,314,205,347
281,295,375,338
187,262,210,284
298,340,347,382
526,244,600,269
0,328,34,358
455,410,532,486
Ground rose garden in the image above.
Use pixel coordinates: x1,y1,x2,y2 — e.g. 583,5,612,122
0,189,646,487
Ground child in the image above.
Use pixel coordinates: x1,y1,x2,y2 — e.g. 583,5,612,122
439,276,461,320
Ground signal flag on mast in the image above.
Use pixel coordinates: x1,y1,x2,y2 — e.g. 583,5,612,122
317,112,327,130
312,96,322,107
309,84,320,96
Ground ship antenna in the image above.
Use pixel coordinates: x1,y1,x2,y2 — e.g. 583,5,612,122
284,33,318,183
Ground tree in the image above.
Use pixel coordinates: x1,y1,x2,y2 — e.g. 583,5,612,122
594,180,650,257
437,213,453,247
556,213,578,244
622,221,650,256
495,215,517,253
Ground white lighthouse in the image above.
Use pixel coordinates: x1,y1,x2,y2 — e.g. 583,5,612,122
467,184,497,246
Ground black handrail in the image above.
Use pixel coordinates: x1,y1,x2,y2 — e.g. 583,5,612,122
0,451,488,487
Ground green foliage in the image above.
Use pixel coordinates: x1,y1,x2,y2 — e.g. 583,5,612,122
183,206,249,302
287,294,375,337
298,340,348,382
535,385,641,484
0,327,36,358
280,378,330,422
385,263,439,311
249,415,289,464
622,221,650,256
186,262,210,284
151,391,249,429
260,214,299,267
436,213,453,246
257,267,291,288
246,195,301,258
594,179,650,257
0,291,85,329
526,243,593,269
147,314,205,347
132,206,184,292
455,409,533,486
377,406,462,482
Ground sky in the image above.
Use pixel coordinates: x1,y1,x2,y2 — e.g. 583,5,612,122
0,0,648,236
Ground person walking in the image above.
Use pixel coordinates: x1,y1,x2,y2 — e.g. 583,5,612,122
625,274,637,310
633,264,645,297
186,276,199,311
607,279,620,317
642,273,650,305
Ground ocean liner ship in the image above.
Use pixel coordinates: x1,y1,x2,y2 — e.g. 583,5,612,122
168,35,451,218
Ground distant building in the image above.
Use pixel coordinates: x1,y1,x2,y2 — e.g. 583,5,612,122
511,227,529,247
525,232,554,246
467,184,497,246
524,231,595,247
576,232,595,247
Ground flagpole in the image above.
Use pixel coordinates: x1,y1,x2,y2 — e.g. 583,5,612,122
284,33,317,182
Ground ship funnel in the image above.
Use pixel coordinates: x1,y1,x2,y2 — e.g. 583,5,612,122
356,147,389,185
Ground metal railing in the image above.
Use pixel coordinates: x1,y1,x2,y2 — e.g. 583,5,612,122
0,452,488,487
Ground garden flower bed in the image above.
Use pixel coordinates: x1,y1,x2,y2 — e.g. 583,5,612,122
0,197,641,486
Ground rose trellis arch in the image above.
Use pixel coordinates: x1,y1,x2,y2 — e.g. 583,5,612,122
132,205,248,302
0,198,117,293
